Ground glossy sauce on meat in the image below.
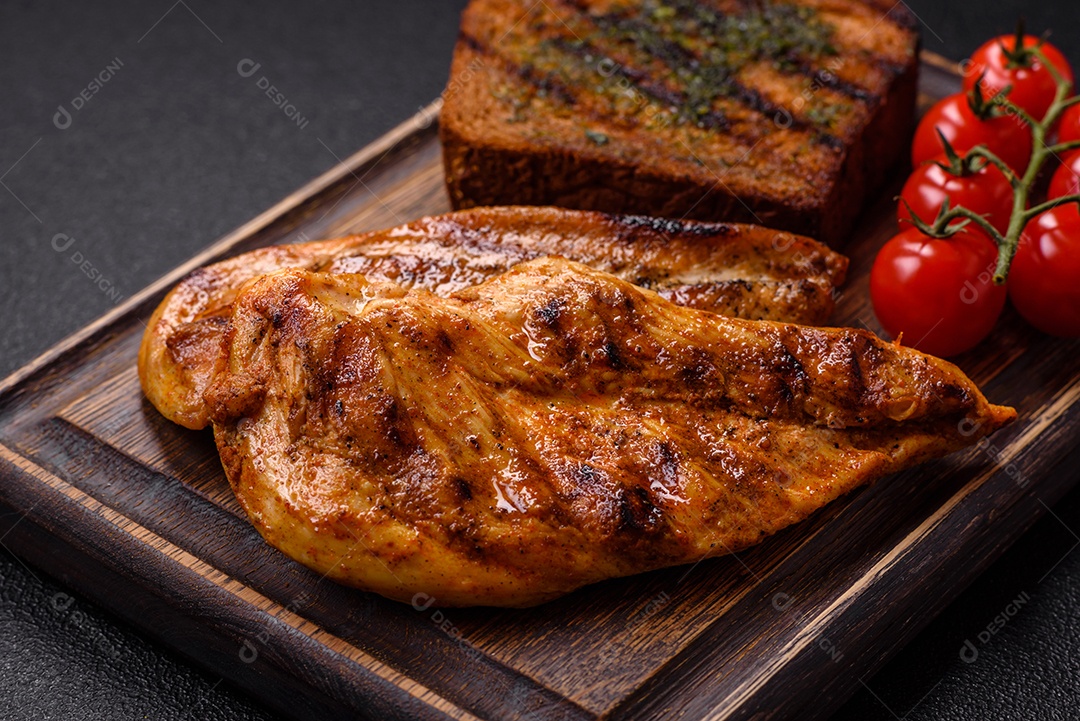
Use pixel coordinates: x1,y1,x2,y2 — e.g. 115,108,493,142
206,258,1013,607
140,206,846,429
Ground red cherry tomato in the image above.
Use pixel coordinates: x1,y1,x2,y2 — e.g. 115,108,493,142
871,226,1006,357
1048,152,1080,200
1009,204,1080,337
963,35,1074,123
899,155,1014,234
912,93,1033,174
1060,103,1080,144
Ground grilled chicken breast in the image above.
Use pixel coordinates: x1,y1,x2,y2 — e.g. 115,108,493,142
441,0,920,245
205,258,1014,607
140,206,846,429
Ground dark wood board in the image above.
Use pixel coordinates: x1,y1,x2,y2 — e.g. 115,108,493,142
1,54,1078,721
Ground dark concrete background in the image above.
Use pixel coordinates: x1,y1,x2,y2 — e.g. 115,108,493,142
1,1,1079,719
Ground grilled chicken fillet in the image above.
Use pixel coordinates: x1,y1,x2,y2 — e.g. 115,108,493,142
140,206,846,429
205,258,1014,607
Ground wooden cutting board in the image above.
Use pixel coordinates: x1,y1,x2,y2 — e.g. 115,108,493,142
1,54,1078,721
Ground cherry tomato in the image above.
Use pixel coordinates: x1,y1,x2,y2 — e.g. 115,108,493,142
871,226,1006,357
912,93,1033,174
1009,204,1080,337
899,155,1014,234
1060,103,1080,144
1048,152,1080,200
963,35,1074,123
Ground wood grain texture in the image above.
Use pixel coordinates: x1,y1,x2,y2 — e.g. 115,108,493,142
1,55,1078,721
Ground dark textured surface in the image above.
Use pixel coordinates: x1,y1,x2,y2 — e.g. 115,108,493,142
1,1,1079,719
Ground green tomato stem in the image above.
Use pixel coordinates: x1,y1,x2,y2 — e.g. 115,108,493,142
993,44,1071,280
1026,193,1080,218
964,146,1021,187
1047,138,1080,156
950,206,1008,245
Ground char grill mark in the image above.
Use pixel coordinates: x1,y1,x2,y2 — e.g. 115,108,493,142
795,62,878,104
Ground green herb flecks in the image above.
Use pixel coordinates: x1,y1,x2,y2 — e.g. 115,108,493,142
572,0,838,128
500,0,844,134
584,129,610,145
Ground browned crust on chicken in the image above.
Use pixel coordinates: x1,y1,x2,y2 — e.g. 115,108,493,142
139,206,846,429
440,0,920,246
205,259,1014,607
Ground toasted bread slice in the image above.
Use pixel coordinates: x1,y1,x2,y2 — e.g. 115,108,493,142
441,0,920,246
139,206,847,429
